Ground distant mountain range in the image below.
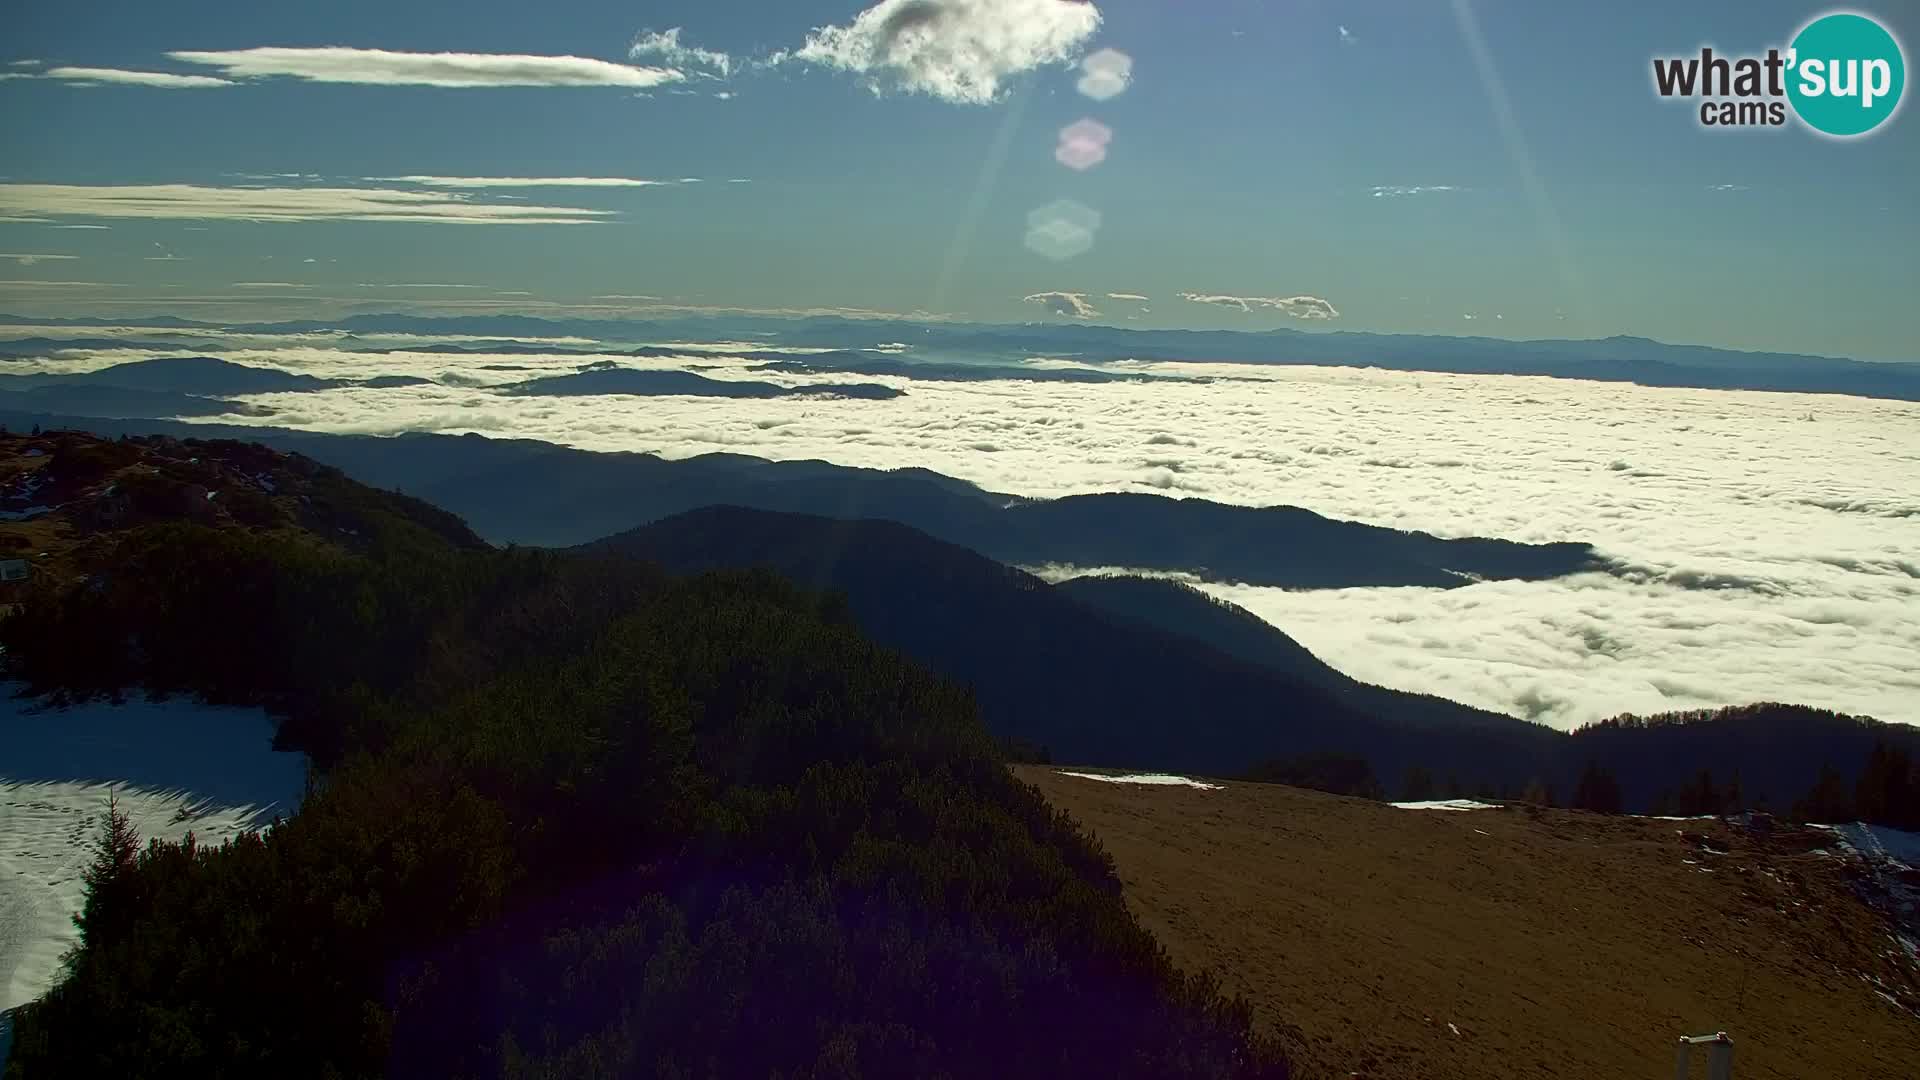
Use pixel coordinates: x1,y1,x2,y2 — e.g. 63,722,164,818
6,311,1912,399
0,413,1597,588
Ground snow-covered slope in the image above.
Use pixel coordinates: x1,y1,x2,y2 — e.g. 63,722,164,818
0,686,306,1019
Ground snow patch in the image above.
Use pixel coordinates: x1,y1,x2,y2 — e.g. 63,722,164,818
1811,823,1920,869
1392,799,1500,812
1057,771,1223,791
0,685,307,1018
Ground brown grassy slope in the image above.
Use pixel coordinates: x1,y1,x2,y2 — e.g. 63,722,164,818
1017,767,1919,1080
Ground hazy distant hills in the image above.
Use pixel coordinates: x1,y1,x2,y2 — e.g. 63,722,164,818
503,367,903,400
0,357,433,397
0,414,1596,588
7,311,1910,399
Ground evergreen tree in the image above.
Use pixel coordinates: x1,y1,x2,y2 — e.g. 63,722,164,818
1675,770,1722,816
1571,761,1623,814
1792,764,1855,823
1855,741,1917,829
74,790,141,947
1401,766,1437,802
1727,770,1744,814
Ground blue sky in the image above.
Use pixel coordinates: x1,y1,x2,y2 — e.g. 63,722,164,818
0,0,1914,359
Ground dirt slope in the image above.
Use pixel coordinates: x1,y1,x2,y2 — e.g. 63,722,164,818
1017,767,1919,1080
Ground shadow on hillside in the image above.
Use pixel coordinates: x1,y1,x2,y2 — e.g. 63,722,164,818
1,684,305,818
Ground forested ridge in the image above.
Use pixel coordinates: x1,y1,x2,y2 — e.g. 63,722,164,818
0,442,1286,1077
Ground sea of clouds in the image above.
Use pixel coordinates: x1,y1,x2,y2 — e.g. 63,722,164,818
11,334,1919,730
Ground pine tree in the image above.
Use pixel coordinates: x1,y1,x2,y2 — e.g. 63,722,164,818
74,790,141,946
1792,764,1855,824
1676,770,1722,816
1401,766,1437,802
1855,741,1917,829
1571,761,1623,814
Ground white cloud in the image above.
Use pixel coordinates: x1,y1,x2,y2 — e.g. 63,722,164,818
167,47,683,89
1707,184,1750,192
629,28,735,77
1106,292,1149,301
8,59,42,68
1371,184,1465,198
1338,25,1357,46
48,224,111,229
0,73,36,82
0,183,614,225
0,280,124,287
775,0,1103,105
43,66,235,88
232,282,311,288
357,282,487,289
377,175,672,188
1179,292,1339,319
49,344,1913,737
1023,291,1098,318
0,253,78,266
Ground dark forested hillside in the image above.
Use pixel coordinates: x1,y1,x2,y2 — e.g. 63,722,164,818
1568,705,1920,821
0,434,1286,1078
1055,574,1526,732
589,506,1565,786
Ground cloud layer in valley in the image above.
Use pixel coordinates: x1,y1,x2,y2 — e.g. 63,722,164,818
8,335,1918,731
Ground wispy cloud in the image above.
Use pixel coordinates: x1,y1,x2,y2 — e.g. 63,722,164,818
1706,183,1750,192
0,280,124,287
357,282,488,289
8,59,42,68
1023,291,1099,319
0,253,79,266
167,47,683,89
1106,292,1149,302
376,175,673,188
1180,292,1339,319
1338,25,1357,46
0,183,614,225
232,282,312,288
49,224,111,230
629,28,734,77
771,0,1103,105
44,66,234,88
1370,184,1465,198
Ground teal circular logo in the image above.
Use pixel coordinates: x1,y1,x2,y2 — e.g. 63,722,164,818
1787,12,1906,137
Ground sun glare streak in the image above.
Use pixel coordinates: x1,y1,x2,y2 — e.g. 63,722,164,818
1449,0,1594,337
